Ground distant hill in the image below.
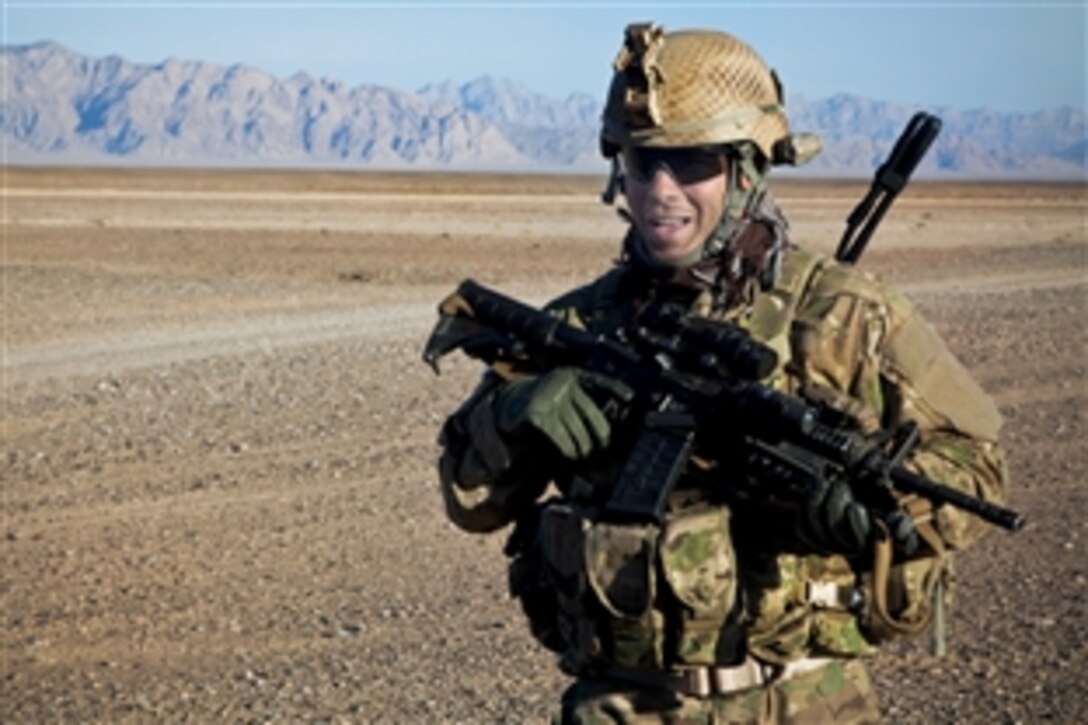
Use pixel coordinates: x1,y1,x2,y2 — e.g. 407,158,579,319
2,41,1084,179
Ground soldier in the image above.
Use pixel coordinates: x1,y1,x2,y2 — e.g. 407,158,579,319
436,23,1009,724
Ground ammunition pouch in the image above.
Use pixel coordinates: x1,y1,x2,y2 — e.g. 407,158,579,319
509,500,741,674
505,502,565,653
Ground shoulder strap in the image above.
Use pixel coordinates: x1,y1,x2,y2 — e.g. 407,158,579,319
742,246,831,368
776,246,830,305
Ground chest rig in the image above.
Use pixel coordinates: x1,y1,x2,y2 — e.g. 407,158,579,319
507,247,843,676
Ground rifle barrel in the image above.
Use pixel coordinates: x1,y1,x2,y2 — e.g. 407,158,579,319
890,466,1025,532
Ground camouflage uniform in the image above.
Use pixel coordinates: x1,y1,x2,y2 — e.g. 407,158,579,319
437,243,1008,724
436,21,1008,725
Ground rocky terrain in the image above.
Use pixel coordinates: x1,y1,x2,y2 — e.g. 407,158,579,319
1,167,1085,722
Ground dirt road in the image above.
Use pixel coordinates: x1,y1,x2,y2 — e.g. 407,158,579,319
2,168,1085,722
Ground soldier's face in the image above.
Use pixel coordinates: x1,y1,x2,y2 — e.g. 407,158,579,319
623,146,729,267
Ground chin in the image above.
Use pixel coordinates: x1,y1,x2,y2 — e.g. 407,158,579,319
647,243,699,267
633,224,702,269
649,253,684,268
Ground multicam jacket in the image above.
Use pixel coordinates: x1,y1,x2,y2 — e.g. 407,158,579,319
437,244,1008,675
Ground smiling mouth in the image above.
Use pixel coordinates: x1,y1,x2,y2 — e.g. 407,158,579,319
649,215,692,232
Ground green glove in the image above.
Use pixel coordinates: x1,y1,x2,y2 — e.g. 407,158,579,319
797,477,873,555
495,367,632,460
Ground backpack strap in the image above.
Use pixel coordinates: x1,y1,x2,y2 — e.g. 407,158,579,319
742,246,830,370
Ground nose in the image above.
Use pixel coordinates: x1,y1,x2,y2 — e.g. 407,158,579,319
646,164,683,200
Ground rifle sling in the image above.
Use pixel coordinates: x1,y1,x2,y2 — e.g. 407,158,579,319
868,503,947,637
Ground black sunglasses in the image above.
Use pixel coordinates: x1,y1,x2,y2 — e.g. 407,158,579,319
621,146,727,185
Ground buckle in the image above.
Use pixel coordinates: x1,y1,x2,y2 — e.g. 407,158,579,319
806,581,865,612
601,659,774,699
806,580,842,608
677,659,766,697
681,667,712,698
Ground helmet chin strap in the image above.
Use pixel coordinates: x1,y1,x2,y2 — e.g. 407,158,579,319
702,144,766,261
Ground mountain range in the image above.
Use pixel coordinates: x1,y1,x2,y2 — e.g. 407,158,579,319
3,41,1084,179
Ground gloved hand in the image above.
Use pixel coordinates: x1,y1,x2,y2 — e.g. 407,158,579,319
796,476,873,555
494,367,632,461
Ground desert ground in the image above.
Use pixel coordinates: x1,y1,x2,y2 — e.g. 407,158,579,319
2,166,1085,723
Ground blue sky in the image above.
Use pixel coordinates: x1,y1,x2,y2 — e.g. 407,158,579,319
3,1,1085,113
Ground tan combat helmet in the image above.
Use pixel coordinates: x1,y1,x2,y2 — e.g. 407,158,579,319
600,22,820,167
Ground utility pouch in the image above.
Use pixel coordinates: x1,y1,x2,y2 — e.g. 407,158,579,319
539,503,590,612
660,507,739,665
585,521,662,668
506,503,564,653
537,503,601,671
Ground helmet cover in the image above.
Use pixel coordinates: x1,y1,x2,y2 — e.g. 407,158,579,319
601,23,791,164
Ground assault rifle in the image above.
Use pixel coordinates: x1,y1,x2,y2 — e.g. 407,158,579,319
423,279,1025,535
